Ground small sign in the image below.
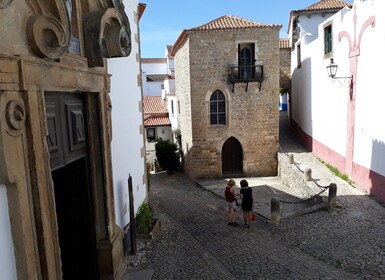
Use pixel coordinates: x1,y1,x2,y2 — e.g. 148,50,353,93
69,37,80,55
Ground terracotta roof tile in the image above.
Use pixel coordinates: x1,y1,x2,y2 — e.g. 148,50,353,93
143,96,168,114
191,15,281,31
279,38,290,49
141,58,167,63
138,3,146,21
293,0,352,13
172,15,281,56
144,116,171,127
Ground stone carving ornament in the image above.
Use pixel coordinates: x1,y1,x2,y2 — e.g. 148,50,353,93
26,0,71,59
6,100,26,136
0,0,12,9
25,0,131,66
83,0,131,67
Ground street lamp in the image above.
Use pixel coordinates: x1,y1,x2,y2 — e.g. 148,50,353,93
326,58,352,80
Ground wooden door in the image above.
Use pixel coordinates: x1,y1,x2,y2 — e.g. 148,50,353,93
45,93,99,279
222,137,243,175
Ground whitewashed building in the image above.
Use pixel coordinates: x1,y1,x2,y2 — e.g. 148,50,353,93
141,46,178,157
289,0,385,202
143,96,172,165
108,0,148,246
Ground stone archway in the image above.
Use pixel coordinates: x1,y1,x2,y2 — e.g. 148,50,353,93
222,137,243,175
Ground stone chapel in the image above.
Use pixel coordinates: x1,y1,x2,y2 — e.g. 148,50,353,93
171,15,281,179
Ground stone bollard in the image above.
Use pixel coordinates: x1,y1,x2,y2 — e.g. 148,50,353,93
289,154,294,164
304,168,312,181
328,183,337,208
271,198,281,224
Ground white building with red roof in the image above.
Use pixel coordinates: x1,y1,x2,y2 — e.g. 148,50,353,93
143,96,172,164
289,0,385,202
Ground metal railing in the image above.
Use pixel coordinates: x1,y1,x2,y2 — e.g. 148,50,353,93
229,64,264,92
229,64,263,83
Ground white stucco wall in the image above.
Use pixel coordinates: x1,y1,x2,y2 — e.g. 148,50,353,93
167,95,178,130
142,79,163,96
346,0,385,174
108,0,147,228
0,184,17,280
291,0,385,177
141,62,167,74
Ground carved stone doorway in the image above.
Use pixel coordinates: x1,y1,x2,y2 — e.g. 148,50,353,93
222,137,243,175
45,93,99,279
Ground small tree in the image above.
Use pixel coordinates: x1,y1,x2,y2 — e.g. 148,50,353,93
136,202,154,234
155,139,179,173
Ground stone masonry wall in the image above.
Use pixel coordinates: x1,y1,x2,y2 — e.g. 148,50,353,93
175,27,280,179
174,39,195,176
280,47,291,93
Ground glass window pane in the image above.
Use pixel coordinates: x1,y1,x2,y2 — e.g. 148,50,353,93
209,90,226,125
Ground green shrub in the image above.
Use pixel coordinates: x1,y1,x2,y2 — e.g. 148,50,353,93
155,139,179,173
136,202,154,234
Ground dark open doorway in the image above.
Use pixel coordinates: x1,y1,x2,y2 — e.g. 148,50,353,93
45,93,99,279
222,137,243,175
52,157,98,279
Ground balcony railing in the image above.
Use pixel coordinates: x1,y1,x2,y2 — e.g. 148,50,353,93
229,64,264,92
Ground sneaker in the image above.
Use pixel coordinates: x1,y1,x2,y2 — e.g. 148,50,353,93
232,222,239,227
228,222,233,226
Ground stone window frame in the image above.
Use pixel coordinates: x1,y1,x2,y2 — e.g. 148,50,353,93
204,87,232,127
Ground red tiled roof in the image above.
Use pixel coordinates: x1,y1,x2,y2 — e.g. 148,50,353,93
279,38,290,49
141,58,167,63
293,0,352,13
144,116,171,127
143,96,168,114
287,0,352,34
171,15,281,56
138,3,146,21
191,15,281,31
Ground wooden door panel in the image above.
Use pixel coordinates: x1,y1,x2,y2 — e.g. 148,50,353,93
45,93,87,170
222,137,243,175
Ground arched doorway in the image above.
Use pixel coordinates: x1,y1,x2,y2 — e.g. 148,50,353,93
222,137,243,175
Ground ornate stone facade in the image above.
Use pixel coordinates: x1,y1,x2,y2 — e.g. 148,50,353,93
172,16,281,179
0,0,134,279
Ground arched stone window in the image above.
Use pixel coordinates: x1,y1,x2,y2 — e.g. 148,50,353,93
210,90,226,125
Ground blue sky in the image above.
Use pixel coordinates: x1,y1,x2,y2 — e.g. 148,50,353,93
139,0,326,58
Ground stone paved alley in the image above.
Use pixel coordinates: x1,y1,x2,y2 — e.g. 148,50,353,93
123,112,385,279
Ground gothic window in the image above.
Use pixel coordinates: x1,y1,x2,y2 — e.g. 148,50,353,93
210,90,226,125
238,43,255,79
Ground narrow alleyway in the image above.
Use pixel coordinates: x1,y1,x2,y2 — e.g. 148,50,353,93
124,112,385,279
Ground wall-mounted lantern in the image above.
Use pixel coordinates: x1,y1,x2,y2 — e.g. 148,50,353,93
326,58,352,81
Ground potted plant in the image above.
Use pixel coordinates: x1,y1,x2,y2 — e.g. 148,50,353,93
136,202,160,238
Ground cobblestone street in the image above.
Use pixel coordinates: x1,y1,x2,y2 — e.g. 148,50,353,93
124,113,385,279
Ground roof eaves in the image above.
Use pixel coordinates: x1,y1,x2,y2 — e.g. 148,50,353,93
171,29,188,57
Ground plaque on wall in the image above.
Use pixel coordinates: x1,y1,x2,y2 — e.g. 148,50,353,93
69,37,80,55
